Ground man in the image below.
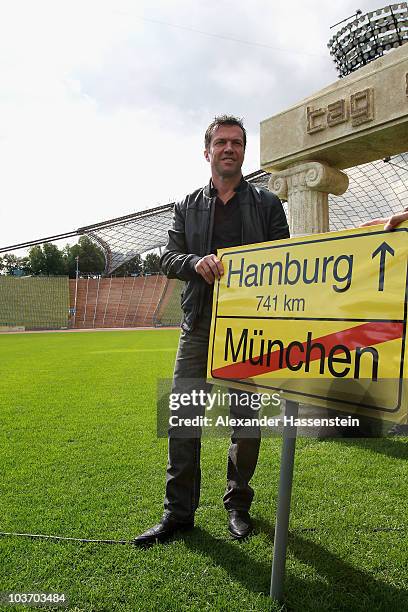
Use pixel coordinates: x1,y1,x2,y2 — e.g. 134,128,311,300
133,117,408,547
133,115,289,546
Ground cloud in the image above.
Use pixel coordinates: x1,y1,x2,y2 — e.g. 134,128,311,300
0,0,387,249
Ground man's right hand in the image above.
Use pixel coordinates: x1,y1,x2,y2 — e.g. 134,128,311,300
194,254,224,284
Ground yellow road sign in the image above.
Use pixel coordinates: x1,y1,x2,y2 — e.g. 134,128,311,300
207,222,408,421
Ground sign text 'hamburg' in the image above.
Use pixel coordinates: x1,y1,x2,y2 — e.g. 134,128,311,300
207,223,408,419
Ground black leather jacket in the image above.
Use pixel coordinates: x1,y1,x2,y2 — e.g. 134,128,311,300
160,178,290,332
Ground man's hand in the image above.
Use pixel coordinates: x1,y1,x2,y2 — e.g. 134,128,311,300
360,207,408,231
194,254,224,284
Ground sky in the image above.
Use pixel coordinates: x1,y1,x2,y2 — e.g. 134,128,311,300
0,0,387,250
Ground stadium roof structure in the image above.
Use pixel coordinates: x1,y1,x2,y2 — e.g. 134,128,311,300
80,155,408,274
1,154,408,275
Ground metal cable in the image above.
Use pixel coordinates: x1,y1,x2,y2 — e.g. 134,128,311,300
0,524,406,546
0,532,130,545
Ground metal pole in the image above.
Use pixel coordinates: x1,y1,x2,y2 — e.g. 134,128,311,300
73,256,79,328
93,276,101,329
266,161,341,602
270,399,299,602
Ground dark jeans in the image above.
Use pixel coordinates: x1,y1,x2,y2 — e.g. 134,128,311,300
164,307,261,522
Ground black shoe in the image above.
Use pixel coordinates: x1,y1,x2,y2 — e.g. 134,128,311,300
132,515,194,547
227,510,253,540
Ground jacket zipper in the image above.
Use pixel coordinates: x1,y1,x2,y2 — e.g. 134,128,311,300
193,197,214,320
204,197,215,254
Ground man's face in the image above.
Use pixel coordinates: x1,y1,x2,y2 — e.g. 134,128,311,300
204,125,245,179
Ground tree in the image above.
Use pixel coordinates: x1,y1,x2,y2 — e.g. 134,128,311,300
114,254,143,276
2,238,105,278
28,243,66,276
28,246,45,275
0,253,32,275
143,252,161,274
66,236,105,277
2,254,23,275
18,256,32,275
43,243,66,275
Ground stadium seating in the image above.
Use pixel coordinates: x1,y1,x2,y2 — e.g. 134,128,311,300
68,275,174,328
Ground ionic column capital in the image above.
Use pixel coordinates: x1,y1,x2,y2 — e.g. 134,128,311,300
268,161,349,200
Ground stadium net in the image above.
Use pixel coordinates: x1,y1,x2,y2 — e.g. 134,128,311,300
0,277,69,331
1,157,407,330
77,155,408,276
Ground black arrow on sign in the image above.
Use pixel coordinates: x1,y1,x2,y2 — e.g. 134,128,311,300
371,242,395,291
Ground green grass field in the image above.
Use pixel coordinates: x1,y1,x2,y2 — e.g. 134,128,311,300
0,330,407,612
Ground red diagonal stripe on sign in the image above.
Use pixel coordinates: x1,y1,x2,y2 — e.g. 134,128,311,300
212,321,404,379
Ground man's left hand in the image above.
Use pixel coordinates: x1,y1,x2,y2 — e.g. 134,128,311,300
360,207,408,231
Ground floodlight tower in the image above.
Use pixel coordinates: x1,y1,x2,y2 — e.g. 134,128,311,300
328,4,408,77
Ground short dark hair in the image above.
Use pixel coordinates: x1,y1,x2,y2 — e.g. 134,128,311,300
204,115,246,150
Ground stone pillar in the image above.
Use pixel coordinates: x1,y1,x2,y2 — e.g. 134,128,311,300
268,161,349,236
